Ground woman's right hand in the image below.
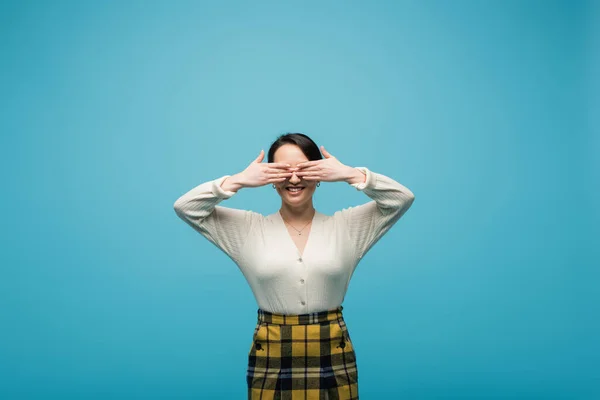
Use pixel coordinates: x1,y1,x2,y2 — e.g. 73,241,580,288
221,150,292,191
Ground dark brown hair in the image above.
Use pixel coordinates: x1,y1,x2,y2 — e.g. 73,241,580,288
268,133,323,163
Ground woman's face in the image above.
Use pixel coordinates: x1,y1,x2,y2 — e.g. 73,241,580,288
273,144,318,208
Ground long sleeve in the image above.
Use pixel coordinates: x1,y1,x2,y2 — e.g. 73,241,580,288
335,167,415,260
173,175,260,264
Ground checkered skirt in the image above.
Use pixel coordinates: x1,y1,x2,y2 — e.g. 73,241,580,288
247,305,359,399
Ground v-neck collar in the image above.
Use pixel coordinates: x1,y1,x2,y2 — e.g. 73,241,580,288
276,210,320,258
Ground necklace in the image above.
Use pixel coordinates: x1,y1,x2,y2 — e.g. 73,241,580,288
279,210,315,235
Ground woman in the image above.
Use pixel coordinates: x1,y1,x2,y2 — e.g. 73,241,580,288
173,133,415,399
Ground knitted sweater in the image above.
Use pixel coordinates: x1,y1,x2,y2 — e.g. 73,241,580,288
173,167,415,315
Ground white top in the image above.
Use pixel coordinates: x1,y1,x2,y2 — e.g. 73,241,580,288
173,167,415,315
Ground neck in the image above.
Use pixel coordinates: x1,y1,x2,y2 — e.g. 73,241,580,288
279,202,316,223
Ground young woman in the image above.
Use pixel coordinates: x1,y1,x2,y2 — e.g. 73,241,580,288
173,133,415,399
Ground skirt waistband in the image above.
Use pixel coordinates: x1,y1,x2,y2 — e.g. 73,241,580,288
257,305,344,325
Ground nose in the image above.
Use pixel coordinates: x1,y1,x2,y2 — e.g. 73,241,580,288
288,171,301,184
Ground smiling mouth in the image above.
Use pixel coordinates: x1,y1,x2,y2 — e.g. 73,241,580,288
286,187,305,192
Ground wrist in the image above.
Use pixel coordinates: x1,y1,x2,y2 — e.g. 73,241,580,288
220,173,245,192
345,167,366,185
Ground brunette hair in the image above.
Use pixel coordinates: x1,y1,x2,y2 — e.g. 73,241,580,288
267,133,323,163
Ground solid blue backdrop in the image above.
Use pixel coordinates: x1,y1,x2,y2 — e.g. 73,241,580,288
1,0,597,398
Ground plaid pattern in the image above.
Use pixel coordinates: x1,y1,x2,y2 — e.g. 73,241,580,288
247,305,359,399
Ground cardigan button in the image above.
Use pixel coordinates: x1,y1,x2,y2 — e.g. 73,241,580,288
297,257,303,262
301,300,305,305
300,279,305,284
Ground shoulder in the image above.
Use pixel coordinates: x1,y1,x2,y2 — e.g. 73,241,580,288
212,206,266,226
318,210,347,227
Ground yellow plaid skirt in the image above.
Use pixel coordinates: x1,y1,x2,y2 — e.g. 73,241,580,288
247,305,359,399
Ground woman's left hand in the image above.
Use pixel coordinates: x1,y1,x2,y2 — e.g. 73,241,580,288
294,146,355,183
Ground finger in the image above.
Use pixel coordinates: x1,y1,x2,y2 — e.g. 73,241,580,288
265,169,293,176
296,160,320,168
255,150,265,163
297,174,321,180
266,171,293,178
295,165,321,172
321,145,332,158
267,162,292,169
296,170,322,177
267,177,289,183
266,166,293,172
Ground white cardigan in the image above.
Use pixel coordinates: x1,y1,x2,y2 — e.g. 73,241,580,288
173,167,415,315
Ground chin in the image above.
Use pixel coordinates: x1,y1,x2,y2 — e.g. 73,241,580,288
286,193,314,204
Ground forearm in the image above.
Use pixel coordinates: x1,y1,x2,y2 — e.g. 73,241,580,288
345,167,367,185
220,173,245,193
337,168,415,259
174,179,224,224
174,175,238,221
348,167,415,210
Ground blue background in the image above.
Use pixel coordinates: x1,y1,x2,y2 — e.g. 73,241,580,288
1,0,598,398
